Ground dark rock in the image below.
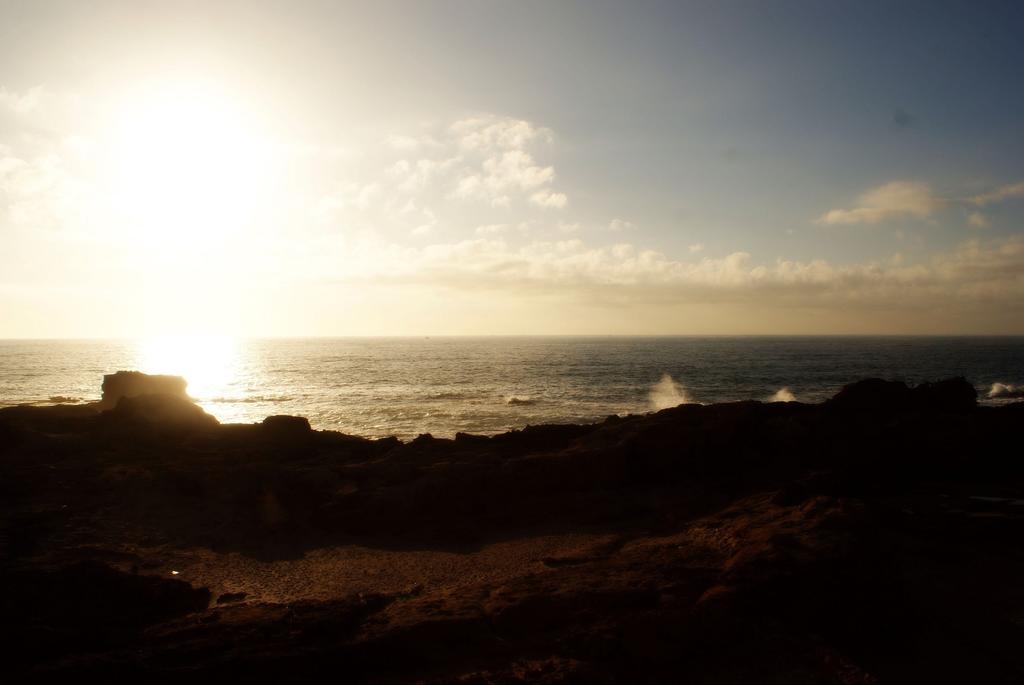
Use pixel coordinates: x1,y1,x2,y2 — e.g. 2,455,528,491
99,370,189,409
454,431,489,444
262,414,312,434
3,375,1024,682
911,377,977,411
104,392,218,432
0,561,210,671
828,376,976,413
216,591,248,604
827,378,912,410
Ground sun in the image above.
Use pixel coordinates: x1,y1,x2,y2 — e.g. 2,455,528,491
104,81,276,251
135,334,238,404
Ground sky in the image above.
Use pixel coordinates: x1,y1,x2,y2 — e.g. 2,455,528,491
2,0,1024,337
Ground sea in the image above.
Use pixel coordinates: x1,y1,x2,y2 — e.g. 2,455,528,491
1,336,1022,440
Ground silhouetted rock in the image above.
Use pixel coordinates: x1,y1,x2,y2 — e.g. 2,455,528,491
828,376,976,413
103,392,218,432
0,561,209,671
99,370,190,409
2,375,1024,682
911,376,977,410
828,377,912,410
262,414,311,434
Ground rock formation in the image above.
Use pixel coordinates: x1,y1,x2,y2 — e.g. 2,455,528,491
1,376,1022,682
98,370,191,409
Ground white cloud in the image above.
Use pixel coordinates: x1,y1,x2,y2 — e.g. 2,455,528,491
608,218,636,232
450,116,552,152
475,223,507,235
970,181,1024,206
483,150,554,190
346,234,1024,313
0,86,46,114
0,136,92,230
530,188,568,209
378,115,567,210
688,243,705,253
817,181,943,225
386,134,435,151
411,207,437,236
351,182,381,210
387,156,459,193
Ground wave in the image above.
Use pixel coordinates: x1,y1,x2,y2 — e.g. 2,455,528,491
207,396,294,404
769,387,796,402
987,382,1024,399
649,374,693,410
48,396,83,404
505,396,538,406
427,392,473,400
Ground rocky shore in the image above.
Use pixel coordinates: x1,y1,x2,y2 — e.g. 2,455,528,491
2,373,1023,683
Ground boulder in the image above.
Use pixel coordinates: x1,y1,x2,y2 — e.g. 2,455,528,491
911,377,977,411
99,371,189,409
827,376,976,413
827,378,911,411
261,414,312,435
105,393,218,431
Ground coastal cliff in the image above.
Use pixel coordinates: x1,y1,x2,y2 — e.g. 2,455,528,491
1,373,1023,683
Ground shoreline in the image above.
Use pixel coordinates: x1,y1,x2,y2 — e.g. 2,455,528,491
2,375,1023,682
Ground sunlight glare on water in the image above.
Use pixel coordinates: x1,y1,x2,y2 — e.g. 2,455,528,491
1,337,1022,439
134,335,238,404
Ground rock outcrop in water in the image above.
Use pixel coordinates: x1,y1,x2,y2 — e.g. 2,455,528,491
1,374,1023,683
98,370,191,409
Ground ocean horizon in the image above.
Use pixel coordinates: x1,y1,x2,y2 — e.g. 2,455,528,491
3,335,1022,439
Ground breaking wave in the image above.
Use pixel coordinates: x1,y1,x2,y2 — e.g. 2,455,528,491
988,382,1024,399
649,374,692,410
769,387,796,402
505,396,538,406
427,392,473,400
208,396,294,404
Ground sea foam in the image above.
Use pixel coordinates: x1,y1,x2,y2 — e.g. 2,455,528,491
649,374,692,410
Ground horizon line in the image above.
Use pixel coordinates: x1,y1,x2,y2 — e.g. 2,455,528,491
3,333,1024,342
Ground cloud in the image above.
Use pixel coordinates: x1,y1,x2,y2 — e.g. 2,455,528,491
475,223,507,235
482,150,555,190
608,218,636,232
0,134,92,230
817,181,943,225
387,156,459,193
410,207,437,236
0,86,46,115
967,211,990,229
450,150,555,203
344,234,1024,315
530,188,568,209
688,243,705,253
819,178,1024,228
969,181,1024,206
386,133,440,151
377,115,567,210
450,116,552,151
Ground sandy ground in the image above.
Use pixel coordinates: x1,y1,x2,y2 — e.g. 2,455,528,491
116,533,623,604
